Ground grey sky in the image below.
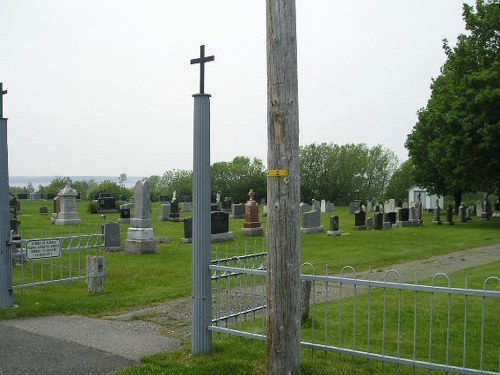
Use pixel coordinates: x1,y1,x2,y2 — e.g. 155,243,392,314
1,1,470,177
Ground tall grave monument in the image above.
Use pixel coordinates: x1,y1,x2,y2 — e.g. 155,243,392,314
55,180,82,226
241,189,263,236
125,180,157,254
191,45,214,355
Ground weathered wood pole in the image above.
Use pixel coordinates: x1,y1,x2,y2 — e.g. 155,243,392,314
266,1,301,374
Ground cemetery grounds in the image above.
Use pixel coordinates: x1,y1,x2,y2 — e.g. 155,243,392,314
1,200,499,374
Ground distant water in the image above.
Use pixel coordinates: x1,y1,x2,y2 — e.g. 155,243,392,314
10,176,140,189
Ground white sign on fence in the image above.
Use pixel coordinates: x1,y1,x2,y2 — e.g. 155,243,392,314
26,239,62,260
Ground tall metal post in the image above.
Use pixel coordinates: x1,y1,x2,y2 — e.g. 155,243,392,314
0,83,14,307
191,46,214,355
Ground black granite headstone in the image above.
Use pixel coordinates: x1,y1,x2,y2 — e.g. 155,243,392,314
183,217,193,239
120,208,131,219
354,210,366,226
374,212,384,230
211,211,229,234
385,212,397,224
170,201,180,218
399,208,409,222
330,216,339,231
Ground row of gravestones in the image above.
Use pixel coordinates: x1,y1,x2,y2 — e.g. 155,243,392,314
124,182,266,254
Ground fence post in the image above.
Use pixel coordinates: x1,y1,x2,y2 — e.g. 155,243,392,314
86,255,105,293
0,83,14,307
191,45,215,356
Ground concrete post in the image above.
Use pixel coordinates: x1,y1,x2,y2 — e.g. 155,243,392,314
191,94,212,355
0,117,14,307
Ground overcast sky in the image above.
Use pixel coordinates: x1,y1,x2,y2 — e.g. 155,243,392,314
1,1,471,178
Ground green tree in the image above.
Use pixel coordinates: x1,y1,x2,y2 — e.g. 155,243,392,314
85,180,132,202
211,157,266,203
38,177,68,198
385,159,416,203
72,179,96,200
300,143,398,204
161,169,193,200
405,0,500,210
118,173,127,187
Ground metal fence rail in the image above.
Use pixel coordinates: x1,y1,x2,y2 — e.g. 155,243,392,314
12,232,105,289
210,251,500,374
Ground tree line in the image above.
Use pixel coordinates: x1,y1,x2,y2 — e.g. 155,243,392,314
11,146,414,206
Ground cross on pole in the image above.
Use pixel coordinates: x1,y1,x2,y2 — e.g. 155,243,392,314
0,83,7,118
190,45,214,94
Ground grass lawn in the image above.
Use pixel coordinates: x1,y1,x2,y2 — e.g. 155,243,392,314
2,200,499,374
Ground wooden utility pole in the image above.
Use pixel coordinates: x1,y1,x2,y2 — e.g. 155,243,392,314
266,1,301,374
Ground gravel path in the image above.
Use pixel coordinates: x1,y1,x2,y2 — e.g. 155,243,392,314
103,244,500,341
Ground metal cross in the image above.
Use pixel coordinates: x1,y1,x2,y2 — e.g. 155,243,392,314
0,83,7,118
190,45,214,94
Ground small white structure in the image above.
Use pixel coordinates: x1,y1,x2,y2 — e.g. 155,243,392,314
408,186,444,210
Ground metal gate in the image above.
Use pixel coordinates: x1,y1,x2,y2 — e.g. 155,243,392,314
11,231,105,290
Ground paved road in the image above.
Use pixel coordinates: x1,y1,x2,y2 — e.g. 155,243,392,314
0,316,180,375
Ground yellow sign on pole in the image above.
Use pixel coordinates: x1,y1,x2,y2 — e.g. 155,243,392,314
267,170,289,177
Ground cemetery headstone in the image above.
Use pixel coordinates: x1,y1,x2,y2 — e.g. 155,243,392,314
374,212,384,230
367,201,372,212
103,223,122,251
327,201,335,212
211,203,220,212
125,180,158,254
119,203,132,223
385,212,396,225
366,217,374,230
466,205,474,220
242,190,263,236
300,209,324,234
159,203,171,221
299,202,311,214
17,193,28,200
476,201,483,218
432,199,442,225
221,197,232,212
415,193,423,225
181,199,193,212
39,206,48,215
97,192,117,212
182,217,193,241
311,199,320,211
354,206,366,230
320,199,326,213
211,211,235,242
398,207,410,226
326,215,341,236
444,204,454,225
408,206,418,226
493,201,500,217
483,194,491,220
29,192,40,200
231,203,245,219
169,200,180,219
55,183,81,226
158,195,170,205
349,202,355,215
458,203,467,222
